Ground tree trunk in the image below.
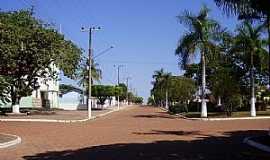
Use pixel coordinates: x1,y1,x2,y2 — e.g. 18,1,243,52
165,90,168,110
201,51,207,118
267,14,270,87
218,96,221,106
250,51,256,117
11,86,20,114
117,96,120,110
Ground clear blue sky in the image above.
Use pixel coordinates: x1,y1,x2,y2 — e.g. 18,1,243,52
0,0,238,101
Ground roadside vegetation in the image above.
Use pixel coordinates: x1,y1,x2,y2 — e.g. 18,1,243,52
0,9,82,112
148,1,270,118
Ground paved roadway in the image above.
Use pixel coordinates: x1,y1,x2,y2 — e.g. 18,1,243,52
0,106,270,160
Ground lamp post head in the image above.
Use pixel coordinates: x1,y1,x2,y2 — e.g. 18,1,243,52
81,27,86,32
93,26,101,30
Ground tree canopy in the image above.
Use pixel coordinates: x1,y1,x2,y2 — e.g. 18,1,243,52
0,10,82,107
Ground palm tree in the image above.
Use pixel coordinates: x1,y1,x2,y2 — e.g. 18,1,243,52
231,21,267,116
152,69,172,108
214,0,270,86
78,57,102,104
175,5,223,117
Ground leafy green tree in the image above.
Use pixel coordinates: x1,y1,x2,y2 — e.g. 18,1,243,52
92,85,115,105
91,85,124,106
147,96,155,106
59,84,83,96
151,68,171,107
230,21,268,116
214,0,270,84
175,5,223,117
118,83,127,101
150,68,196,109
0,76,11,105
168,76,196,104
0,10,82,112
133,96,144,104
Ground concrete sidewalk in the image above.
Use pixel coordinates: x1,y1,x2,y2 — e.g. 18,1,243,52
0,105,130,123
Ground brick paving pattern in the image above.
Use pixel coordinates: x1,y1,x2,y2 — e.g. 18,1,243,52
0,107,119,120
0,106,270,160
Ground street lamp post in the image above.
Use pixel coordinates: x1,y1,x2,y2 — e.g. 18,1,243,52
81,26,101,119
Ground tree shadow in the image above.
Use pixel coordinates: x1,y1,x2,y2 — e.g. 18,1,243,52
23,130,270,160
133,114,176,119
133,130,203,136
133,111,177,119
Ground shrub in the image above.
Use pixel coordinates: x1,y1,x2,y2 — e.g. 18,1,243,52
169,103,188,114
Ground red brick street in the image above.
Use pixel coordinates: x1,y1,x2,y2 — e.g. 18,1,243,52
1,106,270,160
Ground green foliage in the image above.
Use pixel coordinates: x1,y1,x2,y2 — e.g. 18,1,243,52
147,96,155,105
77,57,102,88
117,83,127,101
214,0,269,18
151,68,196,106
92,85,121,105
0,76,11,105
169,103,188,114
175,5,224,69
0,10,82,105
223,94,243,116
168,76,196,103
59,84,83,96
133,96,143,104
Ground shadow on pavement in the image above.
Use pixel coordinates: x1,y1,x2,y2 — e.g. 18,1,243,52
133,114,176,119
133,111,177,119
133,130,204,136
23,130,270,160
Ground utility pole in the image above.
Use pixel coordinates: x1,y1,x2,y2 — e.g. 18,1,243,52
126,77,131,105
81,26,101,119
115,65,124,110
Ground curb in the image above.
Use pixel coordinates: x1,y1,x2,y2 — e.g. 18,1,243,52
201,116,270,121
0,106,131,123
0,133,21,149
159,107,270,121
244,136,270,153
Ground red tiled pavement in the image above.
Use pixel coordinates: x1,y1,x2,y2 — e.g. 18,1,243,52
0,106,121,120
0,106,270,160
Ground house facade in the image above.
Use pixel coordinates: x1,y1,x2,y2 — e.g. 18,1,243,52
1,64,60,110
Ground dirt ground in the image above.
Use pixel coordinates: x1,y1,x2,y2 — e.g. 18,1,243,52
0,106,270,160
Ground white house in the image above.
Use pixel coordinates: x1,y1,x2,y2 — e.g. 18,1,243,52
0,63,60,113
58,92,117,110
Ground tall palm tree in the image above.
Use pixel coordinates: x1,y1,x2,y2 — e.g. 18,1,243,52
231,21,267,116
152,69,172,108
214,0,270,86
162,72,172,109
175,5,223,117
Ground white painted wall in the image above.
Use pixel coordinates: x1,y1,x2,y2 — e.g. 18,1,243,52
59,91,81,110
